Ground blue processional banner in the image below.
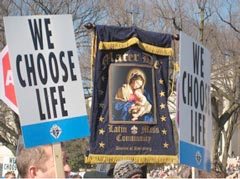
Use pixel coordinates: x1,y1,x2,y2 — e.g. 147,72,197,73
85,25,178,164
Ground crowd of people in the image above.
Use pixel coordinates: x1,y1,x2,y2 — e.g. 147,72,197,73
4,144,145,178
226,156,240,179
3,142,240,178
148,165,179,178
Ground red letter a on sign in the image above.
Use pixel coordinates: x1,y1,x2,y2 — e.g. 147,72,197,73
0,46,18,114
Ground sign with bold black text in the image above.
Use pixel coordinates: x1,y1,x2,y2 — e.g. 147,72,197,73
4,15,90,148
178,32,212,172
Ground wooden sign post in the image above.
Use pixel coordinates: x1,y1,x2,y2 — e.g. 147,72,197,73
52,143,65,178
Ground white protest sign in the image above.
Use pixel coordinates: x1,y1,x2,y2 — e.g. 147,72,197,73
2,157,18,177
178,32,212,171
4,15,90,148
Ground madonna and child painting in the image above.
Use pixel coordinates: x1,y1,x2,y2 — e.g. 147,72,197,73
109,64,157,124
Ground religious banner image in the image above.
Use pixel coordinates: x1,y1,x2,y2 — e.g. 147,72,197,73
109,64,157,124
85,25,178,164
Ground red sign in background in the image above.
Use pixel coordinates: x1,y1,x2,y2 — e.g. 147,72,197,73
2,52,17,106
0,46,18,114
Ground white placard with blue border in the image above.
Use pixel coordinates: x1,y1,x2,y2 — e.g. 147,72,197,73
178,32,212,172
4,15,90,148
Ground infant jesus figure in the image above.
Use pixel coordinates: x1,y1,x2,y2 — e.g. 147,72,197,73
129,88,152,121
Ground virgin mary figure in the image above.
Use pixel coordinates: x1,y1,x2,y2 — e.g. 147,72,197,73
113,68,154,122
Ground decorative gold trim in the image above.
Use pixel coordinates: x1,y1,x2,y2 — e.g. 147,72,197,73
85,154,178,164
90,31,97,89
99,37,173,56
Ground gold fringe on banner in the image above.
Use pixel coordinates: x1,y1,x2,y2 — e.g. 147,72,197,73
85,154,178,164
99,37,174,56
90,31,97,89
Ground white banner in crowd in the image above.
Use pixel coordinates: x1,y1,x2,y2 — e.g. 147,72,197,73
1,157,18,177
4,15,90,148
178,32,212,172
